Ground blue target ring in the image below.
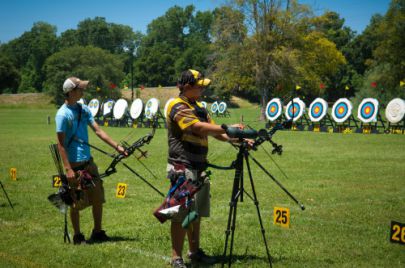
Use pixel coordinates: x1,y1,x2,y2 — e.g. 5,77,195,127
360,102,375,120
267,103,279,117
310,103,324,118
288,103,301,118
334,102,348,119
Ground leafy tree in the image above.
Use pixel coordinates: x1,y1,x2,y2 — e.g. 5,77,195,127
134,5,213,86
0,54,20,93
43,46,124,105
0,22,58,92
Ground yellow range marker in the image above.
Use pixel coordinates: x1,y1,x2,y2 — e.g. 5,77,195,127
10,168,17,180
116,183,128,198
273,207,290,228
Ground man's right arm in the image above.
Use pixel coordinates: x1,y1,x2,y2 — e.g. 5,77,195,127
56,132,75,181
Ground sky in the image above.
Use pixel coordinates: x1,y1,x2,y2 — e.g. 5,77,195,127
0,0,391,44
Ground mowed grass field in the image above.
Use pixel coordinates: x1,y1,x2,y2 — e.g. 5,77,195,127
0,100,404,267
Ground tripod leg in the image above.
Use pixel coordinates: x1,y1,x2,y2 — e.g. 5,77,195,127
245,155,272,267
0,180,14,209
222,161,243,267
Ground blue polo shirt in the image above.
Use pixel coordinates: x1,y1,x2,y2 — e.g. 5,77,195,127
55,103,95,162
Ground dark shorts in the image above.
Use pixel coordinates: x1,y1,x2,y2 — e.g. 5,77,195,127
69,159,105,211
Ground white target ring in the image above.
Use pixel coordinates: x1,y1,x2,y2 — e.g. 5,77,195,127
211,101,219,113
385,98,405,124
200,101,207,108
88,99,100,117
102,100,115,117
285,98,305,121
309,98,328,122
144,98,159,119
164,98,175,118
218,102,227,114
265,98,282,121
358,98,379,123
130,98,143,119
113,99,128,120
331,98,353,123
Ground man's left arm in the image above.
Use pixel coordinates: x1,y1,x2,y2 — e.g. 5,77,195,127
89,121,126,154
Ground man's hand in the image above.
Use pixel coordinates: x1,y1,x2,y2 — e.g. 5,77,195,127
66,168,76,182
116,145,128,157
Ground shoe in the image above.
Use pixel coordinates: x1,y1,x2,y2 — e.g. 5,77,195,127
73,233,86,245
88,229,110,243
188,248,217,265
171,257,187,268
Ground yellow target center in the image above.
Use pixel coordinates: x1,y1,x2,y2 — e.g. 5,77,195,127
314,107,320,113
338,107,344,114
365,107,371,114
270,107,276,113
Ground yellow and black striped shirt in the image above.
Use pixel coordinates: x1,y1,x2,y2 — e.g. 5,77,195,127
166,96,213,170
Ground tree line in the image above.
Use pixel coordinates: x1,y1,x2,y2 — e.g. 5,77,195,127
0,0,404,106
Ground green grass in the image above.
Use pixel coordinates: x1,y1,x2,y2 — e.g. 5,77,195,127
0,106,404,268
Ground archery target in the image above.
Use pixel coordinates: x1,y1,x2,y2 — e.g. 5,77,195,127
77,98,86,105
164,98,175,118
200,101,207,109
144,98,159,119
211,101,219,113
102,100,115,116
309,98,328,122
332,98,353,123
265,98,282,121
218,102,227,114
130,98,143,119
88,98,100,117
357,98,379,123
285,98,305,121
113,99,128,120
385,98,405,124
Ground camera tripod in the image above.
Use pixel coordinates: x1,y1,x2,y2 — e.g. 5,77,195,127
220,136,305,267
0,180,14,209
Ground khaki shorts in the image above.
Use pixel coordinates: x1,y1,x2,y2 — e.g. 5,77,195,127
167,164,210,223
69,159,105,211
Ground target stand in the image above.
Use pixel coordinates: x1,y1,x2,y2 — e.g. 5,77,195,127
355,98,385,134
143,98,163,128
217,101,231,118
307,98,334,132
331,98,359,133
101,100,115,127
384,98,405,134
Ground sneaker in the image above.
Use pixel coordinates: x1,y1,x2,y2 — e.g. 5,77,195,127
88,229,110,243
171,257,187,268
73,233,86,245
188,248,217,265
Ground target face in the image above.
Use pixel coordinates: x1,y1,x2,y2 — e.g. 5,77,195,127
164,98,175,118
144,98,159,119
113,99,128,120
130,99,143,119
88,98,100,117
200,101,207,108
218,102,227,113
211,101,219,113
265,98,282,121
309,98,328,122
385,98,405,124
103,100,115,116
358,98,379,123
285,98,305,121
331,98,353,123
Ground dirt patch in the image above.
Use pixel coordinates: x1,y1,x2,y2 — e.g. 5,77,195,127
0,93,52,106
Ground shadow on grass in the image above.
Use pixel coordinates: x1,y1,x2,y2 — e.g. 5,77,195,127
87,235,139,244
186,253,276,267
